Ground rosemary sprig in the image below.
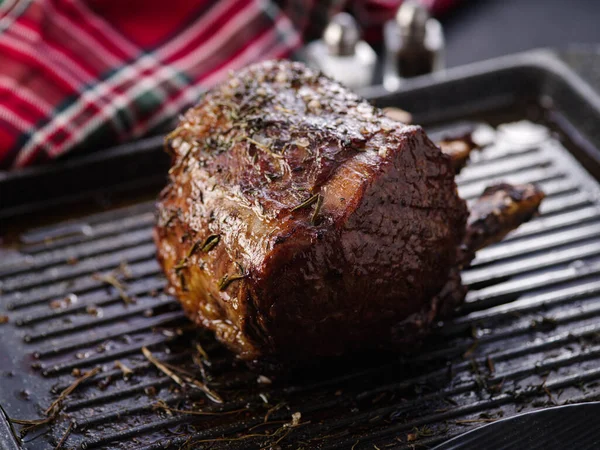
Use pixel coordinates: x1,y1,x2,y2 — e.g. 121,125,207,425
188,238,206,258
168,143,194,174
192,343,211,386
173,259,187,272
141,346,186,387
93,273,134,304
244,137,284,159
454,418,498,425
173,234,220,282
195,343,209,361
188,379,225,404
153,400,244,417
10,367,101,438
291,193,320,212
201,234,220,252
218,273,247,291
10,416,53,437
54,421,74,450
311,194,324,225
117,261,133,280
264,402,286,423
142,347,222,403
290,193,323,224
114,360,134,378
162,208,180,228
45,367,102,416
0,404,20,444
183,411,304,448
407,425,435,442
178,271,188,292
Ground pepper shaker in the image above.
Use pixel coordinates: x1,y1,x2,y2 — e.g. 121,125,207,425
383,1,444,91
304,13,376,90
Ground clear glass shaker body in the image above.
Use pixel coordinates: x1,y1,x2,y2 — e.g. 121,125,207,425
305,40,377,90
383,17,444,91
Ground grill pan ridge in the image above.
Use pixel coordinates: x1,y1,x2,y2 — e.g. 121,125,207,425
2,51,600,449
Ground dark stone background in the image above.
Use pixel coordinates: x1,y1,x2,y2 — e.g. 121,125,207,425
442,0,599,67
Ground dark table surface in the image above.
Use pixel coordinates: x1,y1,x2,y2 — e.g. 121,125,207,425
443,0,600,67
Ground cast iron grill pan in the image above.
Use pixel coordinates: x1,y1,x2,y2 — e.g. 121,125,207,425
2,52,600,449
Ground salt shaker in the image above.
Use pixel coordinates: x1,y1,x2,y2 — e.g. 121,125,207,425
304,13,376,90
383,1,444,91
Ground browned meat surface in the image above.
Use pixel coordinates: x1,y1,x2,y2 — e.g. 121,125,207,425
437,133,479,174
462,183,546,260
397,182,545,339
154,60,543,366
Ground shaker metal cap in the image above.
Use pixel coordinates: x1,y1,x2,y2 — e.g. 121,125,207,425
323,12,360,57
396,0,430,39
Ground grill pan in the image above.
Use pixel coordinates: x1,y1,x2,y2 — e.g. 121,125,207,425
3,49,600,449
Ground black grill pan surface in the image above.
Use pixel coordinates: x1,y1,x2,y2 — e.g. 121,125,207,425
2,50,600,449
434,402,600,449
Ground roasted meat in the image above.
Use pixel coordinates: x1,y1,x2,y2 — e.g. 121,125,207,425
437,132,479,174
154,60,544,366
462,183,545,261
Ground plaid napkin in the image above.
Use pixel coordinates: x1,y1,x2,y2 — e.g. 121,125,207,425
0,0,457,169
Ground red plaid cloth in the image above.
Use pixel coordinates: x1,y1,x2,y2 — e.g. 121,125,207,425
0,0,457,169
